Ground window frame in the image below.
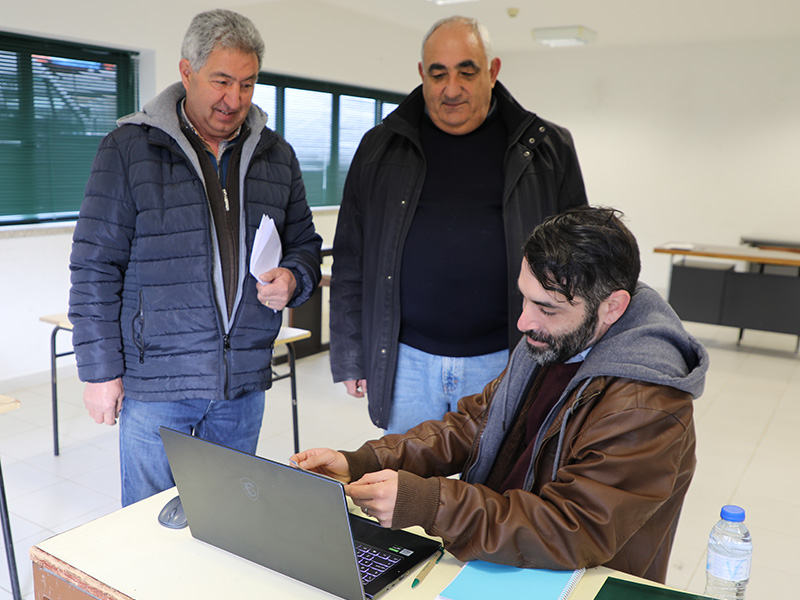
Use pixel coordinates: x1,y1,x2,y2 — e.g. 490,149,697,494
256,72,405,207
0,31,138,227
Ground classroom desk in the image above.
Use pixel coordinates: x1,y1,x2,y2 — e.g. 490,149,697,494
286,245,332,360
1,394,22,600
30,489,670,600
740,236,800,253
39,314,311,456
654,242,800,350
654,242,800,267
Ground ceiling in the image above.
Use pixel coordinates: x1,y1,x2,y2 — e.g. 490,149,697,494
306,0,800,53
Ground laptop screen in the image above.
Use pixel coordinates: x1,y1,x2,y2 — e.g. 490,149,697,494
159,427,440,600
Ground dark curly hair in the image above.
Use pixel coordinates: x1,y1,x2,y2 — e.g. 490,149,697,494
523,206,640,312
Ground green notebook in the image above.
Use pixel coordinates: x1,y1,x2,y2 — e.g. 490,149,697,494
594,577,716,600
436,561,585,600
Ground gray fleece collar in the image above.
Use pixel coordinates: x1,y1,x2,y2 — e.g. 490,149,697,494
463,281,709,486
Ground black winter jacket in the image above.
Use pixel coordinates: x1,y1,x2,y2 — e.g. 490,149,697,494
330,81,587,428
69,83,321,401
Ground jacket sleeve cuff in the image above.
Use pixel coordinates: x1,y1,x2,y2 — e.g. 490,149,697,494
77,359,125,385
391,471,440,532
342,445,383,481
284,266,305,306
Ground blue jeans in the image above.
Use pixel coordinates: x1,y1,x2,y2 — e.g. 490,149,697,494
385,344,509,434
119,390,265,506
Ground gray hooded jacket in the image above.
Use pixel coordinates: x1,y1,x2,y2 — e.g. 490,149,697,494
464,282,709,486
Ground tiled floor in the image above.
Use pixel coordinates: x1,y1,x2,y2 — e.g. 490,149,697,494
1,323,799,599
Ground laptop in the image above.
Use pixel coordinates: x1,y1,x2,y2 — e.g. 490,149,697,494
159,427,441,600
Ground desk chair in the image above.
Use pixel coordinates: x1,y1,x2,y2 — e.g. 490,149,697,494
39,314,310,456
0,394,22,600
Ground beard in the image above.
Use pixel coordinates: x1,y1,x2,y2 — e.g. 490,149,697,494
523,308,599,366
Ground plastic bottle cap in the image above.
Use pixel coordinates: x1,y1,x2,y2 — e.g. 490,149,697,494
720,505,745,522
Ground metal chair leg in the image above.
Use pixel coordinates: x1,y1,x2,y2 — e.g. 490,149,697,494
50,326,60,456
287,343,300,455
0,459,22,600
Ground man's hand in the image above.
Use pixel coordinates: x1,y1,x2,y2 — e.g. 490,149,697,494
256,267,297,311
290,448,352,483
344,379,368,398
84,379,124,425
345,470,399,528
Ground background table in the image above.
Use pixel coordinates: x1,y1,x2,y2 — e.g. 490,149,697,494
655,243,800,350
39,314,311,455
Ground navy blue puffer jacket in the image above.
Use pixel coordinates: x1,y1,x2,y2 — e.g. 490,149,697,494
69,83,321,402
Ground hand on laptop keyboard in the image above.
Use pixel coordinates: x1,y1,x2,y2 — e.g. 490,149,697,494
346,469,399,528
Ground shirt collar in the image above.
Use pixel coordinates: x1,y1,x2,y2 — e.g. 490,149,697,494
565,347,592,364
179,99,243,155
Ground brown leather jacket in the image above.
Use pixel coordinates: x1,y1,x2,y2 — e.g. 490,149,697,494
343,284,707,583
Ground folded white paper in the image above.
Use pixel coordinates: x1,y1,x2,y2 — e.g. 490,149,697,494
250,214,282,282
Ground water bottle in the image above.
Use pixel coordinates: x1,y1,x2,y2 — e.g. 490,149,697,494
704,505,752,600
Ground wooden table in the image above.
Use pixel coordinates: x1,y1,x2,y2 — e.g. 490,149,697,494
286,245,332,360
39,314,311,456
0,394,22,600
654,242,800,267
655,243,800,350
30,489,671,600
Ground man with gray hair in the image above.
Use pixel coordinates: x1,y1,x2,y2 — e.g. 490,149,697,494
69,9,321,506
331,16,587,433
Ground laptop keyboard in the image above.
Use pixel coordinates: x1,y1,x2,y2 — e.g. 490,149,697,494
355,542,402,584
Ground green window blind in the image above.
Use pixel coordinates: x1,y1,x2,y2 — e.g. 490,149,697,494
255,73,403,207
0,32,137,226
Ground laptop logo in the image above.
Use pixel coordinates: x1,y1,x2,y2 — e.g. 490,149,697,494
240,478,260,501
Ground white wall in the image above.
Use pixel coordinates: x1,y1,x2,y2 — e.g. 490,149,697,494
2,0,799,385
501,37,800,286
0,229,75,387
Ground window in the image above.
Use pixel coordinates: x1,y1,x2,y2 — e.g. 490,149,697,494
255,74,404,207
0,32,138,226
